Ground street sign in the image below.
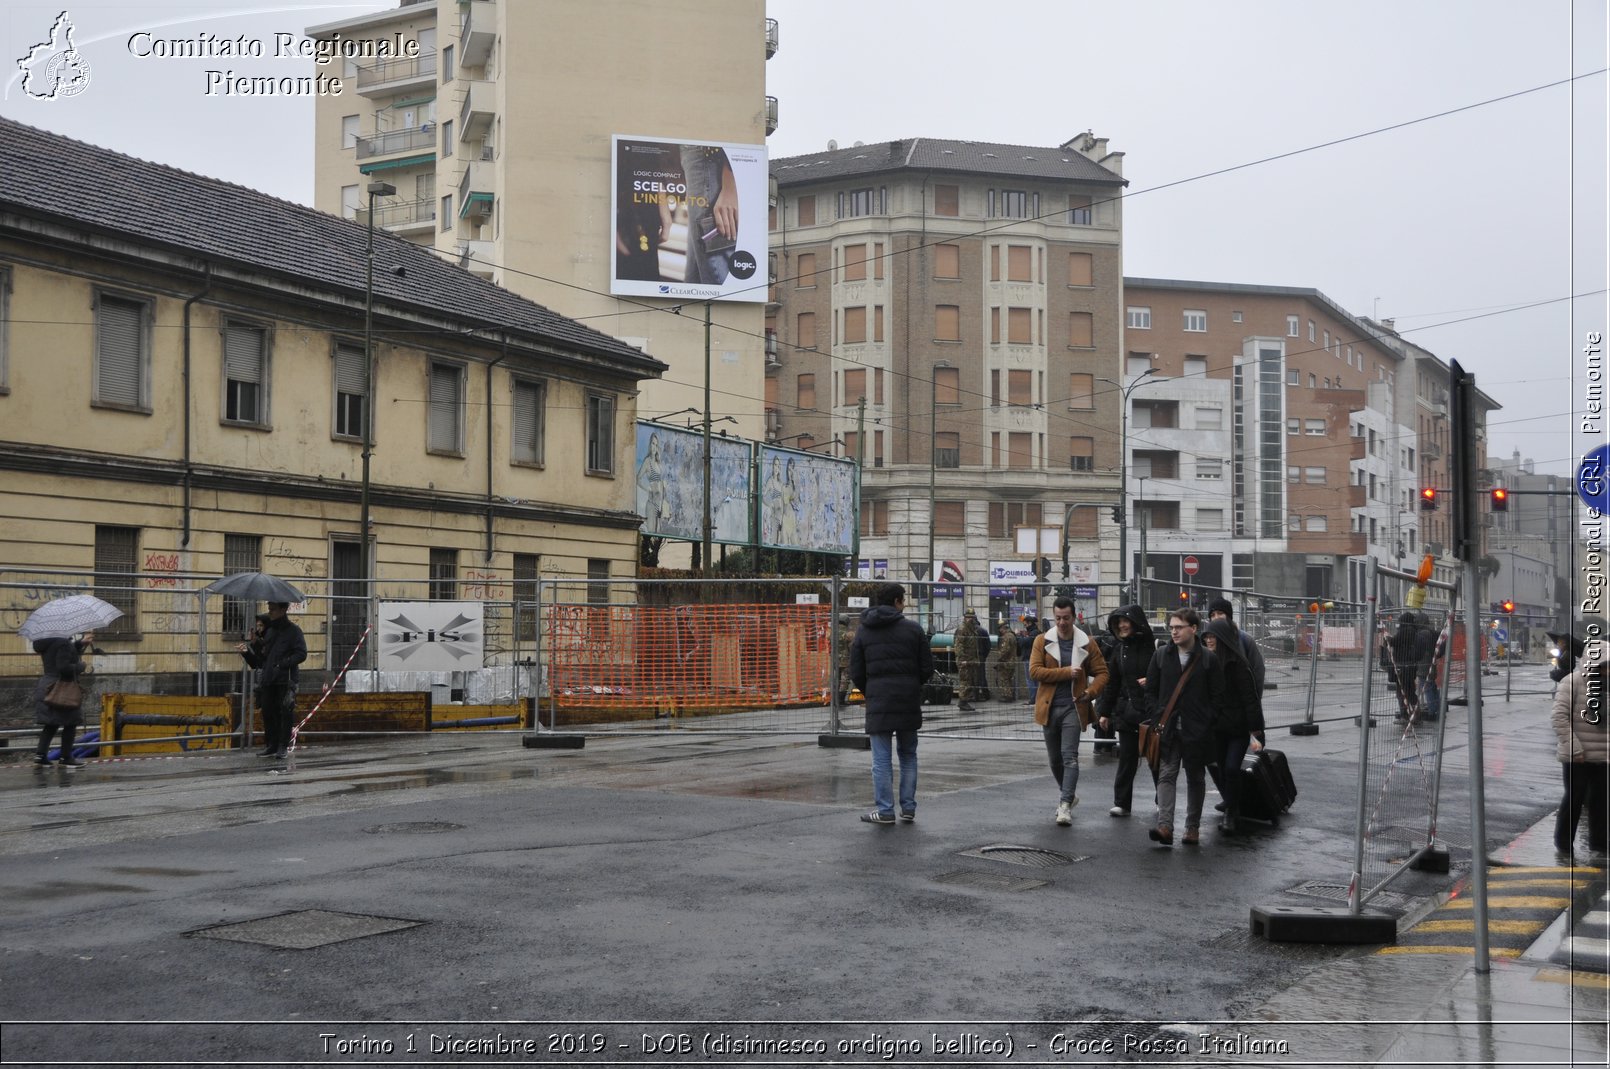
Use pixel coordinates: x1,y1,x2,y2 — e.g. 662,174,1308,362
1578,443,1610,513
1182,555,1200,577
1493,626,1509,644
847,596,870,608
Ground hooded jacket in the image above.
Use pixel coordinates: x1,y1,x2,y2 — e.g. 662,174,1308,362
1029,623,1109,727
1552,645,1609,765
1096,605,1157,730
1204,618,1264,737
850,604,934,734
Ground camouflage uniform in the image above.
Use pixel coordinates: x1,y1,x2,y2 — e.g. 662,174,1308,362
955,614,986,708
990,625,1019,702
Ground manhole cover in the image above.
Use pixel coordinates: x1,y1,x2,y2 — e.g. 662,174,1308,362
187,909,423,949
1288,880,1416,912
934,870,1047,892
958,844,1085,867
363,821,464,834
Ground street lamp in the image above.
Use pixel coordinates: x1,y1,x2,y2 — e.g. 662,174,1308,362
1098,368,1158,602
359,180,395,602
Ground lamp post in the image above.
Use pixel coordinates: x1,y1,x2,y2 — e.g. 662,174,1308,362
1099,368,1157,603
359,180,395,604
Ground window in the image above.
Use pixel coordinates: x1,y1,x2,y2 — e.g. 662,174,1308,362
842,431,858,460
933,184,959,217
843,243,867,282
1126,306,1151,329
873,429,884,467
1304,515,1328,533
1196,458,1223,480
94,525,139,637
587,558,610,605
1069,436,1094,472
427,362,464,454
1067,251,1093,287
1007,369,1032,406
1126,352,1153,377
860,499,890,536
428,548,457,600
1007,432,1033,469
840,187,880,217
441,119,454,157
1195,406,1222,430
1287,315,1300,337
1184,355,1207,378
1309,373,1317,388
874,307,884,344
990,246,1000,281
342,184,361,220
585,392,616,474
1286,369,1299,386
94,291,150,411
1067,373,1093,409
796,195,816,226
333,343,365,441
512,378,545,465
934,501,966,536
843,306,867,344
934,431,960,469
796,252,817,286
843,367,866,402
1182,310,1207,332
1231,311,1243,323
1067,311,1093,347
1308,320,1316,342
440,194,452,230
1007,245,1032,282
221,320,268,426
221,534,262,637
1008,307,1032,345
1131,400,1176,429
1288,513,1301,530
1197,508,1225,530
1304,466,1327,484
341,114,360,149
873,242,884,280
999,190,1031,218
990,308,1001,345
1287,466,1300,483
796,373,816,409
1067,194,1092,225
797,312,816,349
0,265,8,391
1304,418,1326,435
874,367,884,403
934,305,960,342
934,244,960,279
933,366,960,405
441,43,454,81
513,552,539,641
987,502,1042,538
1322,329,1330,349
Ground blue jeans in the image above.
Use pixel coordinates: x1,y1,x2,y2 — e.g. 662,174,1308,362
678,145,732,285
870,729,918,816
1042,705,1081,803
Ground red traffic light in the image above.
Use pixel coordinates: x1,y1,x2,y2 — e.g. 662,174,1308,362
1490,487,1509,511
1501,600,1515,614
1179,590,1189,603
1419,487,1438,511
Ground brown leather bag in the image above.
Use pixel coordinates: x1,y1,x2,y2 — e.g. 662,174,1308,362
1139,659,1197,774
43,678,84,712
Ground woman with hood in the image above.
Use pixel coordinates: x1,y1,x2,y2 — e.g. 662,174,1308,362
32,631,94,770
1095,604,1158,817
1203,617,1265,835
1551,637,1607,859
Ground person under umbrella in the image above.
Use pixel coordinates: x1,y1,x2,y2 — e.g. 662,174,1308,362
33,631,95,770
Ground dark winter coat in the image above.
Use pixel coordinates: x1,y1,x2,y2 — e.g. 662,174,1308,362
1383,617,1426,683
32,637,88,728
1142,639,1226,764
1204,619,1264,737
850,605,934,734
257,615,308,689
1096,605,1158,731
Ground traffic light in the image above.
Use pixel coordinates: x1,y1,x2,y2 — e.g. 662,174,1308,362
1033,556,1051,581
1501,599,1515,614
1179,590,1189,604
1111,506,1123,524
1419,487,1438,511
1490,487,1509,512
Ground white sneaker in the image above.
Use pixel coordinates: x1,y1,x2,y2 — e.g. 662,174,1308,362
1055,802,1073,826
1109,805,1129,817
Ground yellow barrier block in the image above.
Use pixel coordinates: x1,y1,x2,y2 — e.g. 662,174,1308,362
101,693,235,756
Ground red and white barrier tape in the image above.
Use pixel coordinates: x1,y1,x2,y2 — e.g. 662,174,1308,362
282,625,371,773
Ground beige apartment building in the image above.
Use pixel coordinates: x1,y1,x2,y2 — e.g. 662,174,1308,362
0,117,664,698
766,135,1129,623
307,0,775,455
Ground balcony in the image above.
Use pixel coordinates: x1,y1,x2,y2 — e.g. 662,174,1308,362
764,17,779,58
354,50,437,96
356,197,436,236
764,95,778,136
1421,439,1442,461
460,0,496,67
765,330,780,367
354,125,437,161
458,80,494,141
764,409,781,440
457,159,493,217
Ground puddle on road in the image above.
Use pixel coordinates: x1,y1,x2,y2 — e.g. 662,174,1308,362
101,865,232,877
333,767,538,794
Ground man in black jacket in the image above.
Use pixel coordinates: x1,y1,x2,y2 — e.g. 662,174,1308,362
1142,608,1226,846
257,602,307,759
850,583,934,825
1096,605,1157,817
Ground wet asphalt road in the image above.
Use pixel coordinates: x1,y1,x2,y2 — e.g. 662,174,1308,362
0,664,1572,1067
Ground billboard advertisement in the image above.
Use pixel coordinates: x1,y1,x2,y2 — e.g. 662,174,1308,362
635,422,753,544
377,601,484,672
759,446,857,555
611,135,768,303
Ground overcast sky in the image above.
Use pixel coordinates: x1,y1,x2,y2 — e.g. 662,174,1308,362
3,1,1605,478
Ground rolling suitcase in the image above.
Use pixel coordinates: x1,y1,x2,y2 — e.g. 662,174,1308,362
1240,747,1297,826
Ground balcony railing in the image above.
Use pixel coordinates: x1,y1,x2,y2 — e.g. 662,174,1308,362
764,95,778,136
764,17,779,58
460,0,496,67
354,126,436,160
354,50,437,92
458,80,494,140
356,197,436,231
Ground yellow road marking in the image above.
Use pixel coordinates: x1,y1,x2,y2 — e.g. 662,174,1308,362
1441,896,1572,910
1413,919,1544,935
1491,866,1602,874
1377,945,1524,958
1536,968,1610,989
1485,878,1593,890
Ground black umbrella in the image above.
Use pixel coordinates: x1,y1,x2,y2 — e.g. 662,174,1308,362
204,572,305,603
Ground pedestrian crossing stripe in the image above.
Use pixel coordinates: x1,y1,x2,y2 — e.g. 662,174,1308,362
1482,878,1595,891
1377,945,1524,958
1413,919,1548,935
1440,896,1573,910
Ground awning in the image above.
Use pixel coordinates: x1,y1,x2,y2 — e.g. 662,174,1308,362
359,153,435,174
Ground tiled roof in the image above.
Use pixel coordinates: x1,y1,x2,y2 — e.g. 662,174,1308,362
0,117,665,375
772,137,1126,187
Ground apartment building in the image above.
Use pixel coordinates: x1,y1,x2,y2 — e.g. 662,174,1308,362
0,117,664,695
307,0,775,454
766,135,1128,622
1487,449,1573,631
1122,280,1412,605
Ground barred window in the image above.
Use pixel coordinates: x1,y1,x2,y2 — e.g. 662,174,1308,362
513,552,539,642
95,525,139,637
429,548,457,600
222,533,262,637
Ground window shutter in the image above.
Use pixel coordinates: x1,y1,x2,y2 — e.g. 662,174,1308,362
513,380,541,462
429,364,460,451
334,345,366,396
224,326,264,385
97,297,142,406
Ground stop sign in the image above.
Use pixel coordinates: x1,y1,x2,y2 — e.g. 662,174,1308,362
1182,555,1200,577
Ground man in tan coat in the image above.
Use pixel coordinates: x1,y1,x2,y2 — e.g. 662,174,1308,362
1029,596,1109,825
